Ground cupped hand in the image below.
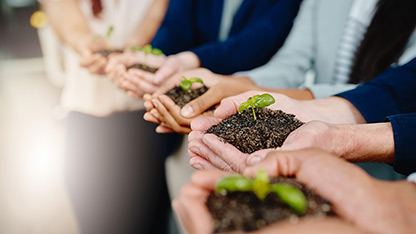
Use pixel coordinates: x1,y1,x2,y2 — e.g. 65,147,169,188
173,165,367,234
78,37,119,75
244,148,416,234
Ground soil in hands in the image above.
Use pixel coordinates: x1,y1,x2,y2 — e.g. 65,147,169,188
165,85,209,108
94,49,123,58
207,177,335,233
126,63,158,73
206,108,303,154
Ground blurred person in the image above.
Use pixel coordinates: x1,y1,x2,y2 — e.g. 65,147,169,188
173,148,416,234
42,0,183,233
187,57,416,175
106,0,302,99
143,0,416,134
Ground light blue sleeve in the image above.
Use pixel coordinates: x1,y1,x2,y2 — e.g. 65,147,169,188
235,0,315,89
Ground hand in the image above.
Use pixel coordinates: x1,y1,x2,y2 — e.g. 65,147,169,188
143,68,222,134
106,51,166,98
244,148,416,234
152,51,201,86
173,164,367,234
186,91,313,172
188,116,275,172
77,37,112,75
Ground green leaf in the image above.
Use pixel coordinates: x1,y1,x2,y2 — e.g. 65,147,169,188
143,44,152,54
254,93,275,108
106,25,114,38
180,80,192,91
238,102,251,113
216,176,253,193
189,77,204,85
129,45,141,51
270,183,307,214
253,169,270,200
151,48,163,55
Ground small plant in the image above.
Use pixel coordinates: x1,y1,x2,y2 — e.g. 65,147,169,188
238,93,275,120
130,44,163,69
93,25,115,47
215,170,307,214
179,76,204,92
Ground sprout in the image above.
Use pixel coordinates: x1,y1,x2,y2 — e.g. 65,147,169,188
270,184,307,214
106,25,114,39
180,76,204,91
130,44,164,69
238,94,275,120
215,169,307,215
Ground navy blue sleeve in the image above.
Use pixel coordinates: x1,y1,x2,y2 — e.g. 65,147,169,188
191,0,301,74
150,0,195,55
385,113,416,175
336,57,416,123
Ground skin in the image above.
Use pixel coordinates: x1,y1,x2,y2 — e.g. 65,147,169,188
143,68,316,133
44,0,167,75
174,148,416,234
187,90,366,171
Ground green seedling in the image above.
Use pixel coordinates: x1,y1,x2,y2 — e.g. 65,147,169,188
130,44,164,69
215,169,307,215
93,25,115,47
238,93,275,120
180,76,204,91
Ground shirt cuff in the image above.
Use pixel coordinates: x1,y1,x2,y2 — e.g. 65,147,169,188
336,84,400,123
386,113,416,175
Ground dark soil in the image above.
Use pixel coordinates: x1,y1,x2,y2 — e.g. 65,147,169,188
94,49,123,58
207,177,335,233
206,108,303,154
126,63,158,73
165,85,209,108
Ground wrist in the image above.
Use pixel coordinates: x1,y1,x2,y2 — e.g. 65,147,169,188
177,51,201,70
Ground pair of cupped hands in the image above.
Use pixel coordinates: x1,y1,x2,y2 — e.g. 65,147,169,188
75,36,197,98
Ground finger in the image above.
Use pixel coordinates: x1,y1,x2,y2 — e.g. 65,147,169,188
181,86,225,118
188,130,204,142
153,63,178,85
159,95,192,126
128,68,156,83
88,57,108,74
188,139,233,172
126,90,141,99
143,112,161,124
156,125,174,133
214,90,262,119
154,98,191,134
202,134,248,173
190,116,222,131
190,169,229,189
189,156,219,171
144,100,154,112
126,73,159,94
152,75,182,97
246,148,280,166
80,53,102,67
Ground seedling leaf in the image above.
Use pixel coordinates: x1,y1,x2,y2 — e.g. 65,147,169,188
270,183,307,214
253,169,270,200
151,48,163,55
216,176,253,193
106,25,114,39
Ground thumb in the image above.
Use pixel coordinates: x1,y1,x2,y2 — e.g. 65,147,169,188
181,87,224,118
153,63,178,85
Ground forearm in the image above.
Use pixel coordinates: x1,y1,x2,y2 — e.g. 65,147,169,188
43,0,91,54
333,123,394,163
125,0,169,48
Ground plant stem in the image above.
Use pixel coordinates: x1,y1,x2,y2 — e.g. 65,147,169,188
252,107,257,120
143,54,148,69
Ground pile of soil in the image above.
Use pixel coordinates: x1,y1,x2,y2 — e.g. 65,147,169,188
94,49,123,58
165,85,209,107
206,108,303,154
126,63,158,73
207,177,335,233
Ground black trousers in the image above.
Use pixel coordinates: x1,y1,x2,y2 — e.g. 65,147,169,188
65,111,182,234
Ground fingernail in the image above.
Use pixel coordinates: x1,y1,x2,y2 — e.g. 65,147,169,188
181,105,194,117
190,147,201,156
152,99,158,108
249,156,261,165
192,164,203,170
150,109,159,118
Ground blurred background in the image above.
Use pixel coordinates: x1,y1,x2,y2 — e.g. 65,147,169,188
0,0,79,233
